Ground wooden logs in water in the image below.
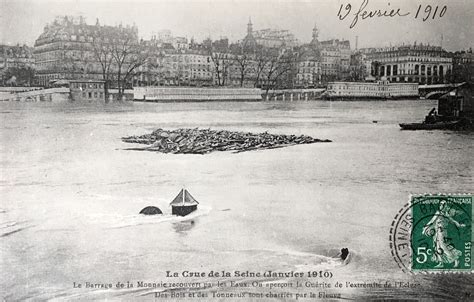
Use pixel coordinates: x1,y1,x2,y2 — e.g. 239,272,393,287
122,128,331,155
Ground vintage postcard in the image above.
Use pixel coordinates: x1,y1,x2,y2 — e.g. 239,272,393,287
1,0,473,300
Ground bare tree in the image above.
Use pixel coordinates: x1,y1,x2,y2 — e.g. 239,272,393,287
91,29,114,99
204,39,234,86
260,47,296,99
229,44,254,87
233,53,253,87
112,39,151,99
253,46,272,88
209,51,234,86
110,33,136,100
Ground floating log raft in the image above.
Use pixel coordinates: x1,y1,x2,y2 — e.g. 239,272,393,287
122,128,331,155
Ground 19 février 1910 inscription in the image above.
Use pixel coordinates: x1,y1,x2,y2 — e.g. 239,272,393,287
337,0,448,29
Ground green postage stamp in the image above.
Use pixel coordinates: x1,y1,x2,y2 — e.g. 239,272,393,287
390,194,472,273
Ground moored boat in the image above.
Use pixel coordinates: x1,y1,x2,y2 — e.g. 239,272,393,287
399,120,460,130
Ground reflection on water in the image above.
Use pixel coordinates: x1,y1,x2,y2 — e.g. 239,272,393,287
172,219,197,234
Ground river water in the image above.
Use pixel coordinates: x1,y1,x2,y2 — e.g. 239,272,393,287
0,100,473,301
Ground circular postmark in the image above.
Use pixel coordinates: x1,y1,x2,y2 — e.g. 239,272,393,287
390,194,472,274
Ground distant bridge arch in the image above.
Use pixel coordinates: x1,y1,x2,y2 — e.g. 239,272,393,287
425,91,447,99
419,82,465,98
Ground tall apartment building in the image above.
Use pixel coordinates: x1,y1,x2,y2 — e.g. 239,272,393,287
136,47,213,87
33,16,139,86
309,25,350,82
366,44,452,84
319,39,351,81
294,45,321,87
452,49,473,83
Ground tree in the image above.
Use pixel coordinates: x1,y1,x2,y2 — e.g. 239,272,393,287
2,66,35,86
209,51,234,86
260,47,297,99
233,53,252,87
371,61,381,78
253,46,271,88
92,26,151,101
111,37,151,99
205,39,234,86
230,43,254,87
91,28,115,99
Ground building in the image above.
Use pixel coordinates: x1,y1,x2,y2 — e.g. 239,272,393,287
308,24,351,82
325,80,418,99
170,51,213,86
366,44,452,84
349,52,372,81
0,44,35,85
241,18,257,51
452,49,474,84
33,16,139,86
136,47,213,87
253,28,298,48
319,39,351,81
69,79,105,102
242,18,298,49
295,48,321,87
150,30,189,50
437,83,474,129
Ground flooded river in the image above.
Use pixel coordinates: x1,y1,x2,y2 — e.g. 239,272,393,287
1,100,473,300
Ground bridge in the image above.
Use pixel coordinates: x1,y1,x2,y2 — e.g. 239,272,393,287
419,83,466,99
0,87,69,102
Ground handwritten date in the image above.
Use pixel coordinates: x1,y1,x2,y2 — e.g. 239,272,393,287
337,0,447,29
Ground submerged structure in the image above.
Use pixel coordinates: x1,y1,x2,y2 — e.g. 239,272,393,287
170,189,199,216
139,206,163,215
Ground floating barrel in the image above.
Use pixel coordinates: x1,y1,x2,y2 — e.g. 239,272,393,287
139,206,163,215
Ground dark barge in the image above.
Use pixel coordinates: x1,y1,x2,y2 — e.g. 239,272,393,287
400,82,474,130
399,120,460,130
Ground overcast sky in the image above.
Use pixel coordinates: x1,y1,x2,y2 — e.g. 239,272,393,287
1,0,473,51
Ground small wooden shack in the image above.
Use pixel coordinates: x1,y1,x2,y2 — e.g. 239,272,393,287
170,189,199,216
69,80,106,102
438,82,474,129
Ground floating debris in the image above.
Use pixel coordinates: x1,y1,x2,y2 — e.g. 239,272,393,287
122,128,331,155
170,189,199,216
139,206,163,215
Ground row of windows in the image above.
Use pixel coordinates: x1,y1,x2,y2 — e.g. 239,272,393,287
378,57,451,63
81,92,104,99
170,57,212,63
372,51,449,58
330,85,416,92
299,62,319,67
71,82,104,89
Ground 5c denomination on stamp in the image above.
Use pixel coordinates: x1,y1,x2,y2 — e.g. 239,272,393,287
390,194,472,274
